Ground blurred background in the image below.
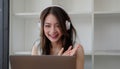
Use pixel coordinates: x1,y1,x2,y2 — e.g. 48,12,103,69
9,0,120,69
0,0,120,69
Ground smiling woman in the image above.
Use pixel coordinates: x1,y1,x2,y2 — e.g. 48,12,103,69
31,6,84,69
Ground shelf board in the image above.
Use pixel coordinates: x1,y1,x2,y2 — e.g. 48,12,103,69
94,11,120,18
13,51,92,56
94,50,120,56
13,51,31,55
94,11,120,14
13,12,92,19
14,12,40,19
69,11,91,15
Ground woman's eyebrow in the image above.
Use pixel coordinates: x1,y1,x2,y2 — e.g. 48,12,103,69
44,23,50,25
55,23,59,25
45,22,59,24
56,23,59,24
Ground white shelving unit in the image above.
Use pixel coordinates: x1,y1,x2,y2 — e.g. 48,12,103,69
10,0,120,69
94,0,120,69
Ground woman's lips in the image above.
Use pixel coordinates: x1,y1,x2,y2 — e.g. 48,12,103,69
49,34,58,39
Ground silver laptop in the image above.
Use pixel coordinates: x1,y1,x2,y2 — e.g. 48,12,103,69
10,55,76,69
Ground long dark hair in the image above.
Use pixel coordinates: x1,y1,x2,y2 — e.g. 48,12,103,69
40,6,76,55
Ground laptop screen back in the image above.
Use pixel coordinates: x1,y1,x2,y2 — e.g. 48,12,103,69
10,55,76,69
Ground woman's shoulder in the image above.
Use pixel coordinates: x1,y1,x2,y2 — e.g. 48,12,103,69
75,44,84,69
74,43,84,56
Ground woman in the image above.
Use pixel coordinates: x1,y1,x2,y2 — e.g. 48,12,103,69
32,6,84,69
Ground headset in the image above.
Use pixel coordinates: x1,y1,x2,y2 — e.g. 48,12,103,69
38,5,71,30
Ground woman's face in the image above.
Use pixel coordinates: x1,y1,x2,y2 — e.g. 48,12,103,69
44,14,63,43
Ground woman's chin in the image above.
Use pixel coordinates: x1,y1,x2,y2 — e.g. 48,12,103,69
50,40,58,43
49,38,59,43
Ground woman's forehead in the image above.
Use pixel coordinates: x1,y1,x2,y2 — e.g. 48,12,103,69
45,14,59,24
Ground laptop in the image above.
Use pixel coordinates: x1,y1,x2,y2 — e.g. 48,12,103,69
10,55,76,69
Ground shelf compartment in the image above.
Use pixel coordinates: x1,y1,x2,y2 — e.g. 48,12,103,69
94,15,120,52
84,56,92,69
52,0,92,14
85,50,92,55
12,0,53,13
71,15,92,54
11,0,53,13
94,56,120,69
12,0,92,14
94,0,120,12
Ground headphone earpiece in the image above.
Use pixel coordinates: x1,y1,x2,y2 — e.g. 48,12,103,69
66,20,70,30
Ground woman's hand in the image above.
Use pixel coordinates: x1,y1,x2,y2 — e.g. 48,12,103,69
58,45,80,56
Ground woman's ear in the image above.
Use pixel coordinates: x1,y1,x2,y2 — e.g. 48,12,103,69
66,20,70,30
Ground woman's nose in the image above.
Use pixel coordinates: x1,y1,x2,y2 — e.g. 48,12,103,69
50,26,57,34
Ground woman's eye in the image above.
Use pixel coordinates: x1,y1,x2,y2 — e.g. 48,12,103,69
45,25,50,27
56,24,60,27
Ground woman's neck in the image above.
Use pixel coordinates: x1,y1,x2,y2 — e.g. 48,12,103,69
51,42,62,48
50,41,62,55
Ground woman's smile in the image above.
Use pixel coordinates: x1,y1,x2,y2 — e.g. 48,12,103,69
48,34,59,39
